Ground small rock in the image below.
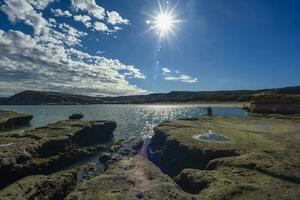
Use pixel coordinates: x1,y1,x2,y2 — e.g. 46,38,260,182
69,113,84,120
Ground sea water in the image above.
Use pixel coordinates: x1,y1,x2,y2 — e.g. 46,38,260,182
0,104,247,139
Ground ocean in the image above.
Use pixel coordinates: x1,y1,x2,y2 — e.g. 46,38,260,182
0,104,247,139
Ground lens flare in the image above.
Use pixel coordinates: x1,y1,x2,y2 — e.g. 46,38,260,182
154,13,174,36
145,2,181,39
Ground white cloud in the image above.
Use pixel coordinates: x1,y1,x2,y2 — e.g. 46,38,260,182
0,0,147,96
74,15,92,28
0,0,48,35
164,75,198,83
51,9,72,17
71,0,105,20
27,0,55,10
162,67,171,74
161,67,198,83
94,22,109,32
0,29,147,96
71,0,129,33
107,11,129,25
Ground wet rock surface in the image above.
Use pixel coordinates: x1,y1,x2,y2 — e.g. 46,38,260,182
149,116,300,199
0,110,33,131
0,120,116,188
65,155,193,200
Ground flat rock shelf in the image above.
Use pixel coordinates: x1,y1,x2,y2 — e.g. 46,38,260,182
1,112,300,200
0,119,116,189
149,116,300,199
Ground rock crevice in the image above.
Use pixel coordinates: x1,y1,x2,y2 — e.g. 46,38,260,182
0,120,116,189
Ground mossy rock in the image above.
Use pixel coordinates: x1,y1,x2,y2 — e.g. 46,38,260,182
149,116,300,199
66,156,193,200
0,120,116,188
0,169,77,200
0,110,33,131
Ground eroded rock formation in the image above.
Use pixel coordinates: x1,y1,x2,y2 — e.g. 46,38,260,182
0,120,116,188
149,116,300,199
0,110,33,131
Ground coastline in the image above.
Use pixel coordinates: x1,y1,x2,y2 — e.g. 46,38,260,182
0,101,249,107
0,109,299,199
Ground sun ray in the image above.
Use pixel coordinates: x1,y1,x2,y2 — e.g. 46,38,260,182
144,2,181,39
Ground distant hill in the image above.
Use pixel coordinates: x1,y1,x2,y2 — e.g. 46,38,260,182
1,86,300,105
0,91,104,105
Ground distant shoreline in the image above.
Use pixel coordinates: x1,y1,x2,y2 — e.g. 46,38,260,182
0,101,249,107
136,101,249,107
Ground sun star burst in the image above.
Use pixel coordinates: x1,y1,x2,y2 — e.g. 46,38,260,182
146,5,180,38
154,13,174,35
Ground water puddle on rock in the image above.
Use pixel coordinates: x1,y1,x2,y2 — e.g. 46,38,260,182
193,130,229,142
76,157,106,182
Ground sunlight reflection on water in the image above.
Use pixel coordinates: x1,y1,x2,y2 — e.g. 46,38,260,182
0,104,247,139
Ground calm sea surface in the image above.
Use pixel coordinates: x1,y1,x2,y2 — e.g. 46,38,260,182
0,104,247,139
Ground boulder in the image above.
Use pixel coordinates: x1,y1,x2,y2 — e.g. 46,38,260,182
0,110,33,131
149,116,300,199
69,114,84,120
0,120,116,188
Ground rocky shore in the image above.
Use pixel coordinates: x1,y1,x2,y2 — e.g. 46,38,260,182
0,110,300,199
149,116,300,199
0,110,33,131
0,119,116,189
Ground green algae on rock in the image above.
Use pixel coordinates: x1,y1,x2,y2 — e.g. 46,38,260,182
149,116,300,199
65,155,193,200
0,169,77,200
0,120,116,188
0,110,33,131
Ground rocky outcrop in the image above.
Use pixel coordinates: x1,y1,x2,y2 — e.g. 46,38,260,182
149,116,300,199
0,169,77,200
248,100,300,114
0,110,33,131
174,167,300,200
65,156,193,200
0,120,116,188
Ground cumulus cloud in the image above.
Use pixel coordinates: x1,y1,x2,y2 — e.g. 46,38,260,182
161,67,198,83
71,0,129,33
0,0,48,35
51,9,72,17
27,0,55,10
71,0,105,20
74,15,92,27
0,29,147,96
107,11,129,25
94,22,109,32
0,0,147,96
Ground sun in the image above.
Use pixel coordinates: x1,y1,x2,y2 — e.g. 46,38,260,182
154,13,174,35
146,5,180,38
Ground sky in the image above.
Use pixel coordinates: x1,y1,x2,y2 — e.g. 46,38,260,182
0,0,299,97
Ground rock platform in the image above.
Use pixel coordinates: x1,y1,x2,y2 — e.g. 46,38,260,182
0,119,116,188
149,116,300,199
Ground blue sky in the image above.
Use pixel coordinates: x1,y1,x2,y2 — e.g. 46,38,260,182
0,0,299,96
